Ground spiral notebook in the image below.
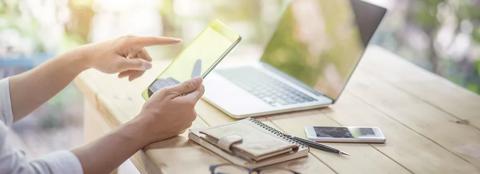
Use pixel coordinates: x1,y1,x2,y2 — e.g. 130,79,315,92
188,118,309,168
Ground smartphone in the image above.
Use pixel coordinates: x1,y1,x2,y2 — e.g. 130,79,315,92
304,126,386,143
142,20,241,99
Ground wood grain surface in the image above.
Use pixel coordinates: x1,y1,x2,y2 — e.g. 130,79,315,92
75,46,480,174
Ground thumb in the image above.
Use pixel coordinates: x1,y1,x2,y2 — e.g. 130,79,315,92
165,77,203,98
174,84,205,104
118,58,152,71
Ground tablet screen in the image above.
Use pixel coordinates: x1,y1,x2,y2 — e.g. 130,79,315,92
144,20,241,98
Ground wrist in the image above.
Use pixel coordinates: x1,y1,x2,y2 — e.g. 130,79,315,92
60,46,92,71
120,116,154,147
73,45,94,69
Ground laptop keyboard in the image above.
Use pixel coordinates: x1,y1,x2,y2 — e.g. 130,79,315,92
216,67,316,106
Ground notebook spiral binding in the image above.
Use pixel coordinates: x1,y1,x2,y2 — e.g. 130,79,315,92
248,118,307,148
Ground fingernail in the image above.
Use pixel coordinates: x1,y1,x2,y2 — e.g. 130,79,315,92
143,63,152,69
170,37,182,42
164,37,182,43
192,77,202,83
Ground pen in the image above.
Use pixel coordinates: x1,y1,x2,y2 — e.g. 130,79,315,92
287,135,350,156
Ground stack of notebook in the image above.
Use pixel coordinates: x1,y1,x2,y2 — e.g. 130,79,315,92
188,118,309,168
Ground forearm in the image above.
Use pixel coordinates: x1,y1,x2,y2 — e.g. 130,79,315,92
72,118,149,174
9,49,89,121
8,36,177,121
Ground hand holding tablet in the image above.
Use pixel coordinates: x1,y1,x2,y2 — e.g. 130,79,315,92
143,20,241,99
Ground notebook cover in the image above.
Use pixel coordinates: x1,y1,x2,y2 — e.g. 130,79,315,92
188,119,309,168
200,120,297,161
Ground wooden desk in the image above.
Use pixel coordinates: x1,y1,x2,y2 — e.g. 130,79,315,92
75,45,480,174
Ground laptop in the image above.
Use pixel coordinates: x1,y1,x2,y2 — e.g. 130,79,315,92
203,0,386,118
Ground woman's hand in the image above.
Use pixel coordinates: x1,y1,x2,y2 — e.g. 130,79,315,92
73,77,204,174
79,35,181,81
133,77,205,143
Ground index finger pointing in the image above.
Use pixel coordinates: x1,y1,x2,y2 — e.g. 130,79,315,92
129,36,181,47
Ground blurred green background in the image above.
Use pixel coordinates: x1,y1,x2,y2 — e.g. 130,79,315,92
0,0,479,159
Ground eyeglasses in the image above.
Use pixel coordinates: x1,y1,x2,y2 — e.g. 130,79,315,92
209,163,300,174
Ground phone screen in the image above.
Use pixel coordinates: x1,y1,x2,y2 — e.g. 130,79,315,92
314,126,376,138
143,20,241,99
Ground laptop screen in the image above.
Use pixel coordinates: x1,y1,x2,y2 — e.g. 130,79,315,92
260,0,383,100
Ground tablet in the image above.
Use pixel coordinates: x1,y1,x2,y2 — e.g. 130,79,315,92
142,20,241,99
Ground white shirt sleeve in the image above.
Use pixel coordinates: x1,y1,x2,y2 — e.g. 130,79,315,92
0,78,14,126
0,78,84,174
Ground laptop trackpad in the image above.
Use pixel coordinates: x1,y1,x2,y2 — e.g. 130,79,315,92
204,72,271,117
